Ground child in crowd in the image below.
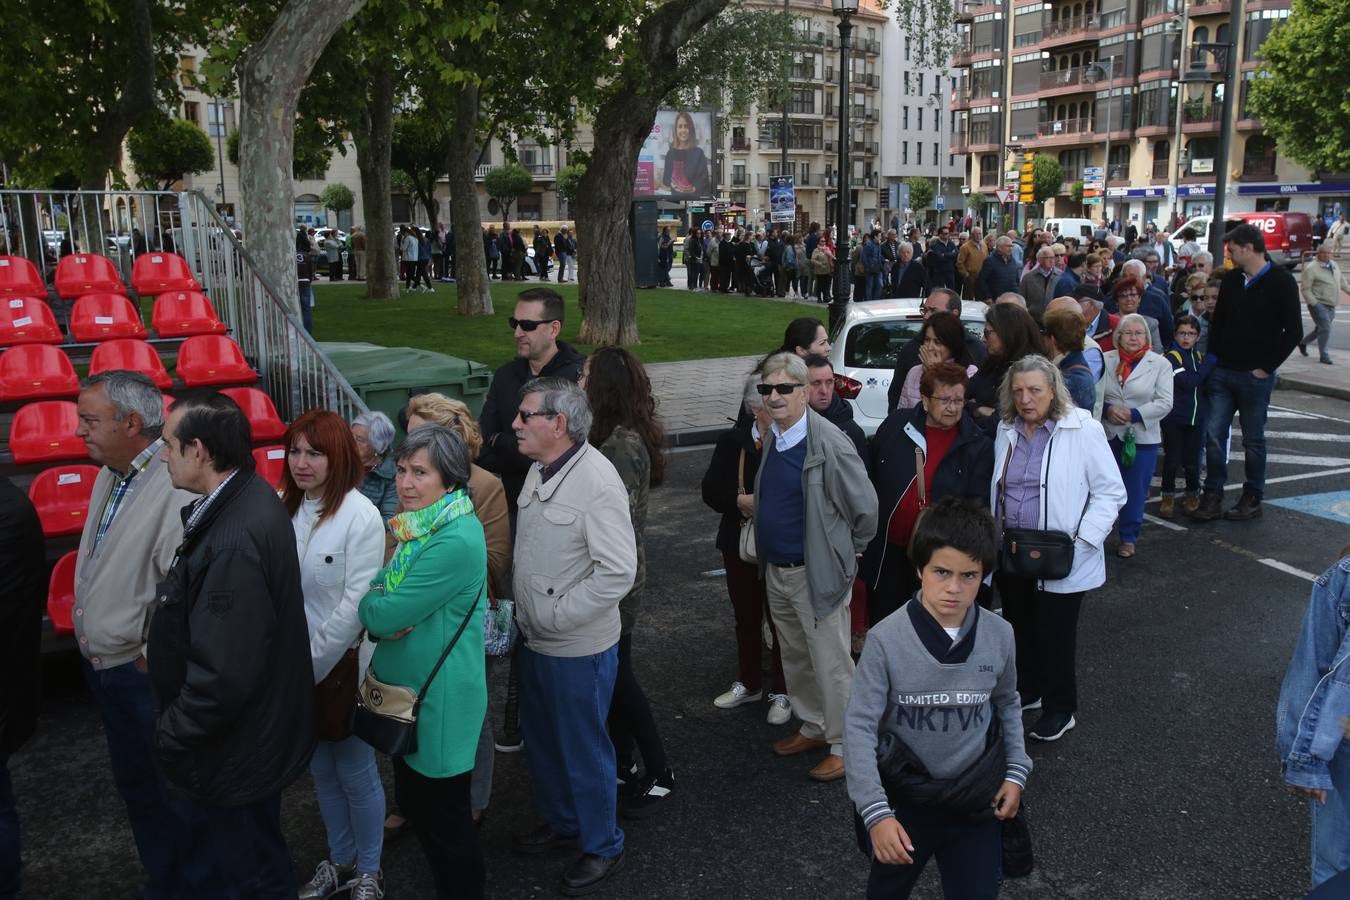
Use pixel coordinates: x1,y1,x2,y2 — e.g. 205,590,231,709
844,497,1028,900
1195,274,1221,357
1159,315,1217,518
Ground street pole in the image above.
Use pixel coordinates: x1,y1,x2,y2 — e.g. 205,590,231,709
832,6,854,327
1099,55,1114,228
213,98,228,211
782,0,790,219
1168,2,1190,229
1208,19,1240,259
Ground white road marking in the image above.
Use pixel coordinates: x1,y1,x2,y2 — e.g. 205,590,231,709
1266,410,1316,420
1260,431,1350,443
1229,452,1350,467
1258,467,1350,488
702,568,727,577
1144,513,1187,531
1270,404,1350,427
1257,558,1319,583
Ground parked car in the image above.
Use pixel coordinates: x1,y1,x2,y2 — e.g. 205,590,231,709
1171,212,1313,268
828,298,988,436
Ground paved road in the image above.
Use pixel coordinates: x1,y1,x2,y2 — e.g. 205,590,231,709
16,387,1350,899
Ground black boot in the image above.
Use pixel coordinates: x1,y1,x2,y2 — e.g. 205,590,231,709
1189,492,1224,522
1224,491,1263,521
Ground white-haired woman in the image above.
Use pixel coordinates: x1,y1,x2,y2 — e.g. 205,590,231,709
352,411,398,521
990,355,1125,743
1102,314,1173,559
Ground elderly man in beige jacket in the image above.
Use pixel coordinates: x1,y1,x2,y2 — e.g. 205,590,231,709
510,377,636,897
1299,244,1349,365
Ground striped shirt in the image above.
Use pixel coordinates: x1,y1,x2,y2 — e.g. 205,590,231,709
92,439,164,551
185,470,239,534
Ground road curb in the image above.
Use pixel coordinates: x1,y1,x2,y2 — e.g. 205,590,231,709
1277,375,1350,403
667,426,726,448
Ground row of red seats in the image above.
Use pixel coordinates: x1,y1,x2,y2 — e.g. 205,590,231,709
44,443,286,636
2,291,226,347
0,335,257,401
10,387,284,465
0,252,200,300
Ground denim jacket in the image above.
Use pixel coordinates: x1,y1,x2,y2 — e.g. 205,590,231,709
1276,556,1350,790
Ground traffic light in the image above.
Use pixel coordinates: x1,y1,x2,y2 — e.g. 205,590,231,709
1018,152,1036,204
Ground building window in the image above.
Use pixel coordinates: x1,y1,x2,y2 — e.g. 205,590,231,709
1242,135,1277,178
789,87,815,115
182,101,200,127
179,55,196,89
902,142,909,165
904,72,911,95
917,143,923,165
919,73,925,96
933,143,940,166
979,154,999,186
934,108,941,130
903,106,909,129
731,126,749,150
733,163,747,186
207,100,235,138
905,38,911,61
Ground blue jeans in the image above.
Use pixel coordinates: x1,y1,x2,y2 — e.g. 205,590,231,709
298,281,314,335
81,659,221,899
1111,439,1160,544
190,795,296,899
1312,749,1350,887
0,764,17,900
865,272,884,302
310,736,385,874
1203,367,1275,499
518,644,623,858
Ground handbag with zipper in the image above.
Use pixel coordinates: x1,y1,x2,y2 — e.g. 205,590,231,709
996,440,1080,581
736,447,758,564
352,594,477,757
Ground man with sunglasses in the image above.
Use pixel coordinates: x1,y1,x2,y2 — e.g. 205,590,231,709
753,353,877,783
479,288,585,513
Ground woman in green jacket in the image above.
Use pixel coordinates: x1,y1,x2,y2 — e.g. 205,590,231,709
359,425,487,899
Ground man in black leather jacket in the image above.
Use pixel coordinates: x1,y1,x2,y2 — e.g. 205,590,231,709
150,394,315,898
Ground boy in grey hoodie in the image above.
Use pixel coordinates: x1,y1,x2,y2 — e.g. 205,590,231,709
845,497,1030,899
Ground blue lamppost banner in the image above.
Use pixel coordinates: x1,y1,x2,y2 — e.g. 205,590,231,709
770,175,795,224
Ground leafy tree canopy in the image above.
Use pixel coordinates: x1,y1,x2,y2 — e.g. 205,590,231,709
321,182,355,212
907,176,935,211
1246,0,1350,172
1033,155,1063,204
127,116,215,190
556,163,587,203
226,123,334,181
484,164,533,202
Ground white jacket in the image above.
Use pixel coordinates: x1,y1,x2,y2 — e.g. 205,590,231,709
293,488,387,682
991,407,1127,594
1101,350,1174,445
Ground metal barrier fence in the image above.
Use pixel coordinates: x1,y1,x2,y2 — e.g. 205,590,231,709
0,188,367,422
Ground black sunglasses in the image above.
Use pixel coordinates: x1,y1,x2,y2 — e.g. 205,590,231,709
509,317,559,332
756,383,804,396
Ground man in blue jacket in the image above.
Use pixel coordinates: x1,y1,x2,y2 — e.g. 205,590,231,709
977,236,1020,301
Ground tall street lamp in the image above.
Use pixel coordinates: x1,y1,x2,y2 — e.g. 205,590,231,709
1086,56,1115,226
211,98,229,212
1180,28,1240,258
1165,10,1189,229
831,0,858,328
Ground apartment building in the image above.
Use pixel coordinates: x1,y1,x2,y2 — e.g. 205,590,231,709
949,0,1349,229
879,19,967,224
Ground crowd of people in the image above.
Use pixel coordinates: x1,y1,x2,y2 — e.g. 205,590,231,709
1,214,1347,899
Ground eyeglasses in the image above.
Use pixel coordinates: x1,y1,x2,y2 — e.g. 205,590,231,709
1117,290,1139,298
756,383,804,396
921,306,944,317
925,395,966,408
518,409,557,421
509,317,559,332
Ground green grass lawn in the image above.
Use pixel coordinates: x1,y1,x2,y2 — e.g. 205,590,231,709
308,280,811,368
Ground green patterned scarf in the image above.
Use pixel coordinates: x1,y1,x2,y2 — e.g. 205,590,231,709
379,488,475,594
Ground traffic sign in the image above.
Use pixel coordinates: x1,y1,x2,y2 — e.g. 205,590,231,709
702,219,715,231
995,189,1013,203
935,196,945,211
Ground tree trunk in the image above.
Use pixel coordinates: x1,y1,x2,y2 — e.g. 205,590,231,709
355,58,397,300
238,0,367,318
447,82,492,317
78,0,156,193
574,0,728,345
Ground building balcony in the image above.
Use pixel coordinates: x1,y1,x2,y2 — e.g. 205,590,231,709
1038,64,1112,93
731,174,749,187
953,42,1000,65
954,0,991,21
1037,116,1092,137
730,140,752,152
788,69,818,83
1142,0,1177,20
1107,163,1130,183
855,72,879,89
1188,0,1231,14
795,30,826,48
1239,162,1277,181
1181,102,1222,130
861,142,879,156
477,163,552,178
851,173,880,188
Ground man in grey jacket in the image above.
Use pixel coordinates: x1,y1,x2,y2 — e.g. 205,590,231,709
510,378,637,896
754,353,878,782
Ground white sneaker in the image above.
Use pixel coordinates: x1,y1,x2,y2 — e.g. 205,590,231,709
713,681,763,709
767,693,792,726
350,872,385,900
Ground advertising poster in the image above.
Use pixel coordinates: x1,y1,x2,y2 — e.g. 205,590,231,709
633,109,714,199
770,175,796,224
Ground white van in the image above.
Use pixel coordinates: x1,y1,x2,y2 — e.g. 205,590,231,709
1043,218,1098,242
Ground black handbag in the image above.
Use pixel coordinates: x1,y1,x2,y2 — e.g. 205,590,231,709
351,596,477,757
996,441,1082,581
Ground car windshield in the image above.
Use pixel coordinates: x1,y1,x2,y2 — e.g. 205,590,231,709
844,318,984,369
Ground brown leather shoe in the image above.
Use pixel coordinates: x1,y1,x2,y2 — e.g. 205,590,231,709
1189,492,1223,521
808,754,846,782
773,733,829,757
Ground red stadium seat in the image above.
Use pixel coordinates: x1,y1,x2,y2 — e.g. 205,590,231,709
55,253,126,299
28,464,100,537
253,445,287,489
220,387,286,441
131,252,199,295
47,551,78,636
0,297,63,346
151,291,226,337
0,256,46,297
70,293,147,342
89,339,172,390
10,401,85,463
175,335,257,388
0,344,81,401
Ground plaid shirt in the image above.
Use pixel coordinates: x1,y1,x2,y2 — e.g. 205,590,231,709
92,439,164,551
185,470,238,535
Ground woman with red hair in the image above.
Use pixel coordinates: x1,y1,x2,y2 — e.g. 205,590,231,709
281,409,389,900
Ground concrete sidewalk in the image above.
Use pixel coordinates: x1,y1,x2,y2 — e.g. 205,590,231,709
649,354,759,445
1277,289,1350,400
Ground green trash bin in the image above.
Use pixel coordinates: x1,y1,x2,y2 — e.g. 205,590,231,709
319,342,492,432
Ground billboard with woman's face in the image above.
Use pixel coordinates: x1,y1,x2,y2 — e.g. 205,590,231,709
634,109,714,200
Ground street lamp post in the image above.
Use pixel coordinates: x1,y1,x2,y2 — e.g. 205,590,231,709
831,0,858,328
1087,56,1115,226
212,98,229,211
929,87,945,221
1180,23,1241,258
1166,8,1190,229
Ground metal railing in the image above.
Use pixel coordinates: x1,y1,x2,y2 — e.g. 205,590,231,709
1037,116,1092,136
0,188,366,422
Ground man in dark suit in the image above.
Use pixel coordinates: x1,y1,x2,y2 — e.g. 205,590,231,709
892,241,927,298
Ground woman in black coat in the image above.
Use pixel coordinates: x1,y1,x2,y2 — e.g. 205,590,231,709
858,362,994,625
967,303,1044,434
700,380,789,725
